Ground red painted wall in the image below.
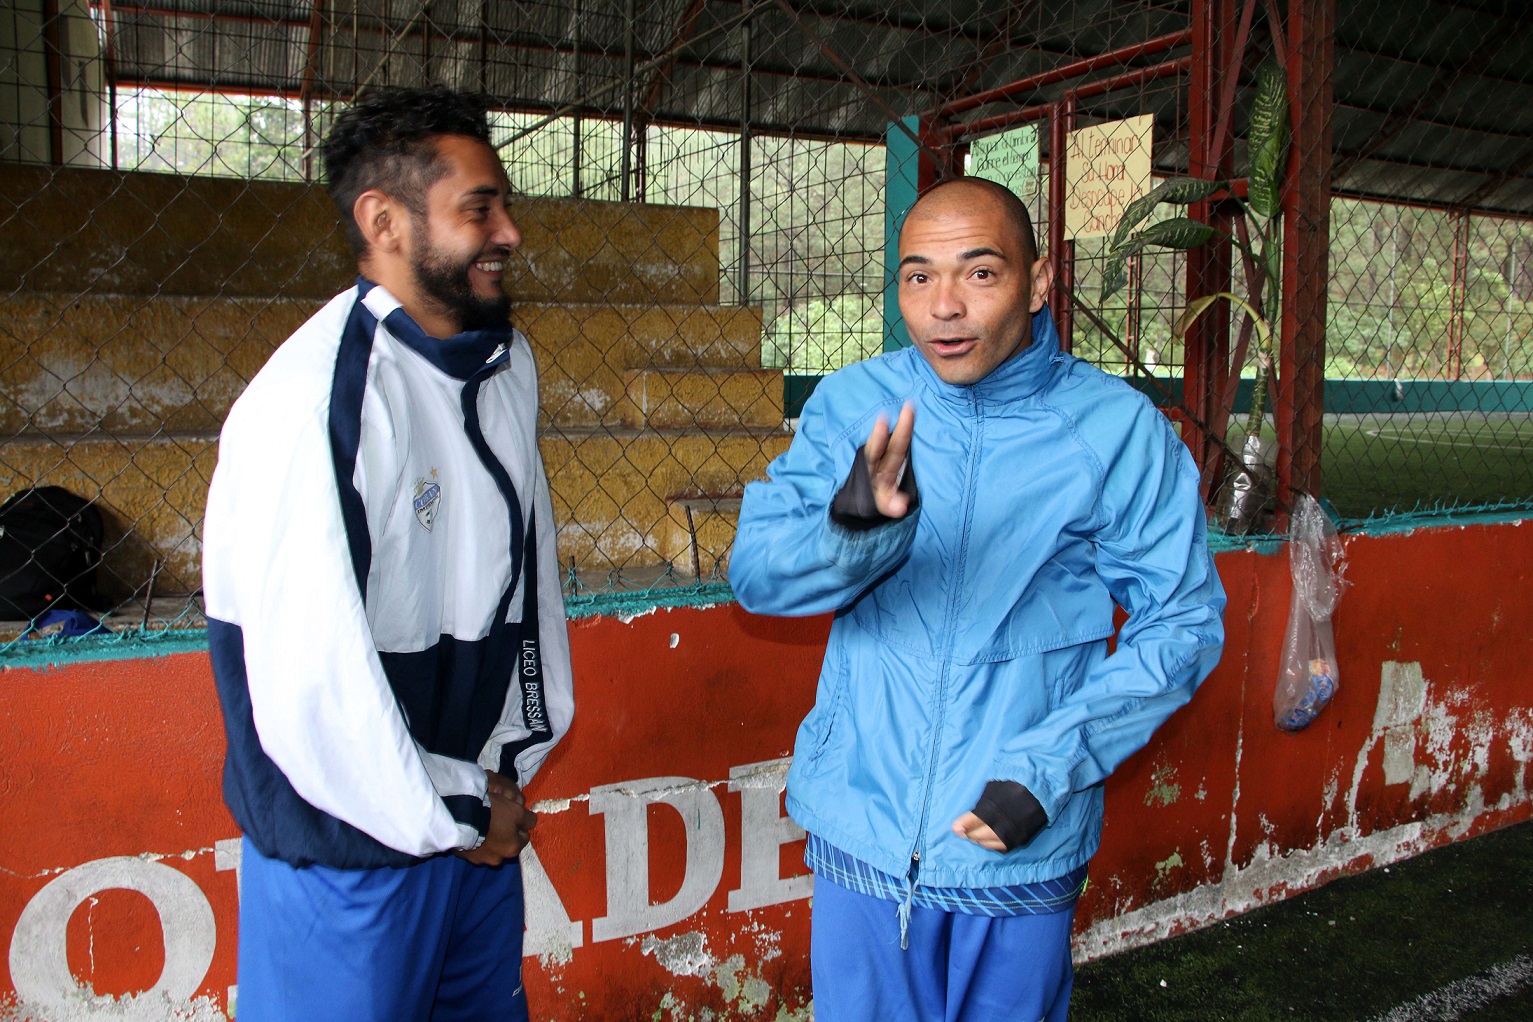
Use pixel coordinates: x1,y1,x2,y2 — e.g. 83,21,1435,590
2,521,1531,1019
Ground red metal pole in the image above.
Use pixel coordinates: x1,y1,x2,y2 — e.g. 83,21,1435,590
935,28,1193,125
939,58,1192,144
1127,253,1143,374
1066,56,1193,104
1275,0,1335,509
100,0,119,169
300,0,325,181
1048,97,1075,352
1184,0,1237,495
1448,208,1470,380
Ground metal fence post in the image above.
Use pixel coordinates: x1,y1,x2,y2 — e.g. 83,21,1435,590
572,0,583,198
1449,208,1471,380
619,0,635,202
1184,0,1238,495
1276,0,1335,508
737,11,752,306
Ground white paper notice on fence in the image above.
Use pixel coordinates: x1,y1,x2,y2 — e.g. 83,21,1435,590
966,125,1040,199
1065,114,1154,240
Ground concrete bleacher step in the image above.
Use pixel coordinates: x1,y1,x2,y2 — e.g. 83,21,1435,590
513,301,763,370
514,302,769,429
612,369,784,430
0,166,779,596
0,167,723,304
0,293,318,435
0,295,770,434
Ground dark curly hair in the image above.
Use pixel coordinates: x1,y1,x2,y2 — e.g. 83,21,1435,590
321,85,494,256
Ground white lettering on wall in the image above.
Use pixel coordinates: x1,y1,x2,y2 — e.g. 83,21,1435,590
588,776,726,943
5,759,816,1006
727,758,811,912
9,856,216,1010
520,843,583,960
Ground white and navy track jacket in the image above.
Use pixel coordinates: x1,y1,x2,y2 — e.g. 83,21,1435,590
204,281,574,870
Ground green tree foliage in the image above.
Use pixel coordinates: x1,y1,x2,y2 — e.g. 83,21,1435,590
117,88,310,179
1327,198,1532,382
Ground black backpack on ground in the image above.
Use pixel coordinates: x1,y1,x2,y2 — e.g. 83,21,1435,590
0,486,104,620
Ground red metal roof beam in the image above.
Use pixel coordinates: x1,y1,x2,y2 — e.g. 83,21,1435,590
933,27,1193,124
940,55,1192,143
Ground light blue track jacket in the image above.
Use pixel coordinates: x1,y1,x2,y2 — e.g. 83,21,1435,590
730,309,1226,889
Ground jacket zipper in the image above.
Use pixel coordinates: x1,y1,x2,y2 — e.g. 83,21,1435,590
906,390,984,898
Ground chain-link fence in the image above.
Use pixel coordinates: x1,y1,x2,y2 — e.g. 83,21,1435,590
2,0,1532,642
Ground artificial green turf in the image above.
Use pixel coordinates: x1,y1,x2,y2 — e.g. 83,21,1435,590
1070,821,1533,1021
1226,413,1533,519
1319,414,1533,517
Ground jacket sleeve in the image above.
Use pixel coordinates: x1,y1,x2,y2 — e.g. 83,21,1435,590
730,386,920,617
203,388,489,858
482,439,574,786
993,409,1227,825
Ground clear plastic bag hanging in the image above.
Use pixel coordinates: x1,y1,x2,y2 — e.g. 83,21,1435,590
1275,494,1348,732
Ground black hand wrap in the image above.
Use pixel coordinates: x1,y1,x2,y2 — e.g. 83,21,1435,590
971,780,1048,851
829,444,920,531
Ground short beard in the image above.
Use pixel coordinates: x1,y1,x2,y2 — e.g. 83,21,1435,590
412,235,511,333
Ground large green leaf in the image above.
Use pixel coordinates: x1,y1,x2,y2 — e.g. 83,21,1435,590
1109,176,1227,252
1099,235,1151,304
1172,291,1272,353
1156,176,1230,206
1248,62,1291,218
1137,216,1218,250
1101,214,1219,303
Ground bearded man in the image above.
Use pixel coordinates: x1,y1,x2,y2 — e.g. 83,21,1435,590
203,85,572,1021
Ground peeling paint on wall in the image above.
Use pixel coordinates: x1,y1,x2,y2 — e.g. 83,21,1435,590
0,989,229,1022
1144,764,1182,807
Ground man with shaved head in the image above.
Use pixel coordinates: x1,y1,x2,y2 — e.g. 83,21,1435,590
732,178,1226,1020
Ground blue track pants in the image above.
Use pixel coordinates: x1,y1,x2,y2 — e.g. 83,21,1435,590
810,874,1075,1022
236,837,528,1022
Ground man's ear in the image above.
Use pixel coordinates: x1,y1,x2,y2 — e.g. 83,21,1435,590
354,191,407,255
1028,258,1055,314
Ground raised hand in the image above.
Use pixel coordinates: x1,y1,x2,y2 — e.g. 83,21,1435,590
866,402,916,518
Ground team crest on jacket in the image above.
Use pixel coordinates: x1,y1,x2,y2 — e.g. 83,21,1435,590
413,478,442,531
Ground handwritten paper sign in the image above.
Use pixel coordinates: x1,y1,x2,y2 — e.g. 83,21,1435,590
1065,114,1154,240
966,124,1040,199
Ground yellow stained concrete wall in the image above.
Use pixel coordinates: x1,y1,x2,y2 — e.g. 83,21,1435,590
543,429,790,572
614,369,784,430
0,294,775,433
0,167,721,304
0,294,316,434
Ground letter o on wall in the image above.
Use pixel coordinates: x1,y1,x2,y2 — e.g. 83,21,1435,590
9,857,216,1010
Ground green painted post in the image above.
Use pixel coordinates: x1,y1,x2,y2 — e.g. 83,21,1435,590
884,115,923,353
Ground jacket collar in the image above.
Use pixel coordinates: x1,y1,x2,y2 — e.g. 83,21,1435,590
913,305,1066,409
358,278,514,381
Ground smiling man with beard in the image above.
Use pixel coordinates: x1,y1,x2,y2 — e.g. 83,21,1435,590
202,86,573,1021
731,178,1226,1021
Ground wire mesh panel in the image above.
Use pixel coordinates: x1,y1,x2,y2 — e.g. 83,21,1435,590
1324,199,1533,516
3,0,1533,645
